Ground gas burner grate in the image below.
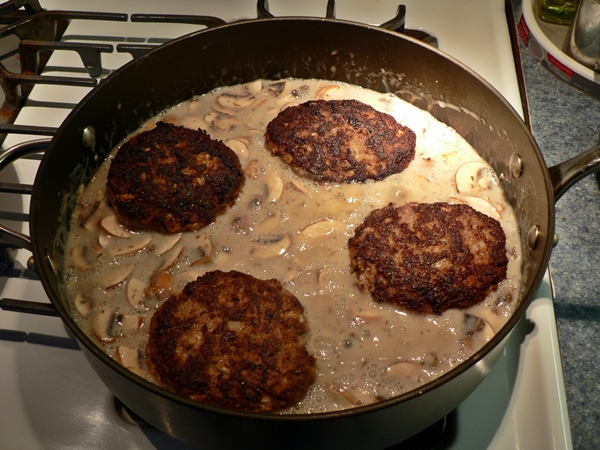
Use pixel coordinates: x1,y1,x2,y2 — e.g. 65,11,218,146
0,0,437,142
126,0,437,56
0,1,128,141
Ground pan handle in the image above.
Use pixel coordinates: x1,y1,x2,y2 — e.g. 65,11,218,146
548,142,600,202
0,139,59,316
0,139,51,255
0,223,31,251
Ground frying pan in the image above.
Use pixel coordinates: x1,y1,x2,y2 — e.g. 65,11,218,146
2,17,600,449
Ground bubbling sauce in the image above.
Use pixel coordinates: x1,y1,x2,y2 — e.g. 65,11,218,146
63,78,522,413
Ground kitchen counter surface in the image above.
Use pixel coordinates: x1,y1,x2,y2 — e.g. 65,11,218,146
511,1,600,448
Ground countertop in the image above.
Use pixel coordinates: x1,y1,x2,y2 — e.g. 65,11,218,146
511,1,600,448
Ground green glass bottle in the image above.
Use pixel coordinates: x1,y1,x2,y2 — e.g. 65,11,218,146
538,0,580,25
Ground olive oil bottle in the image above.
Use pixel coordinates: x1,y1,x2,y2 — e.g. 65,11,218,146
538,0,580,25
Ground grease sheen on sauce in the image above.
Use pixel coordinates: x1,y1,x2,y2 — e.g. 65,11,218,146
63,78,522,413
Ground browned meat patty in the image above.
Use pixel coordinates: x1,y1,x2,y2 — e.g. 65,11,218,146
264,99,416,183
145,270,316,412
107,122,245,233
348,202,508,315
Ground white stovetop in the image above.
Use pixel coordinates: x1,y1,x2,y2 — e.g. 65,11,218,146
0,1,571,448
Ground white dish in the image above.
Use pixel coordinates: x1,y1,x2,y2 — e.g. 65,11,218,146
519,0,600,99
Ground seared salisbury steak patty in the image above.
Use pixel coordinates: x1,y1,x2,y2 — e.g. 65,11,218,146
265,99,416,183
146,270,316,412
349,203,508,315
107,122,245,233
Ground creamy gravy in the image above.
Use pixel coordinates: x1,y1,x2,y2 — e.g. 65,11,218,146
63,78,522,413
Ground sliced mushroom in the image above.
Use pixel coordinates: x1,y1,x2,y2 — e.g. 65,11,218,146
153,234,182,256
92,308,117,342
204,112,241,131
157,242,184,272
175,269,203,286
116,314,144,337
249,232,291,259
329,386,359,407
225,139,250,160
82,199,111,232
98,230,112,248
505,239,518,260
213,117,241,132
191,235,215,265
463,313,495,345
232,214,254,233
214,249,232,267
147,272,174,299
109,235,153,257
268,80,287,96
460,196,501,220
244,79,263,95
329,385,374,407
325,387,356,409
247,128,263,138
73,292,92,317
245,159,261,179
252,212,282,237
78,199,100,226
99,215,132,238
204,111,220,125
317,266,328,289
127,277,147,307
289,180,310,194
116,346,144,377
104,263,135,289
74,183,86,206
71,246,96,271
316,84,341,100
455,161,499,195
211,104,236,115
351,308,384,324
217,92,255,109
236,137,252,145
247,194,263,210
386,361,430,383
442,150,460,165
264,172,284,203
300,219,343,239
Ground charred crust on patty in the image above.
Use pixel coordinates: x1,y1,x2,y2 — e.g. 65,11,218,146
348,202,508,315
264,99,416,183
145,270,316,412
106,122,245,233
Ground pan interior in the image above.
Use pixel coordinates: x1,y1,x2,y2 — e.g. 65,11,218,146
32,18,554,416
